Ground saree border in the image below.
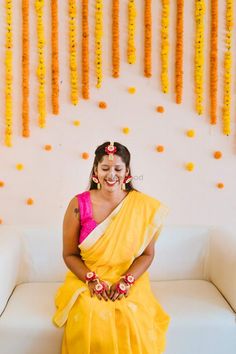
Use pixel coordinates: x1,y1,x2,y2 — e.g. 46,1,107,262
78,190,134,252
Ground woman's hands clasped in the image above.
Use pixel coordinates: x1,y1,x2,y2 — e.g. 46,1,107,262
88,278,130,301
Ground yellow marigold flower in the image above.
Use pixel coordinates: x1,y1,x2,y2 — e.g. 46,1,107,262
128,87,136,94
122,127,130,134
186,129,195,138
186,162,195,171
16,163,24,170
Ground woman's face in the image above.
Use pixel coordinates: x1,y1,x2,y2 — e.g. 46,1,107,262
94,155,129,192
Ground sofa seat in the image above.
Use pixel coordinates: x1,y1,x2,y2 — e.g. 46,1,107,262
1,225,235,353
0,279,235,354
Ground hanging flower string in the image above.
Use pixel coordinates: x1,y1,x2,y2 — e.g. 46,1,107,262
194,0,205,115
112,0,119,78
210,0,218,124
127,0,136,64
35,0,46,128
95,0,103,88
144,0,152,77
175,0,184,104
69,0,79,104
5,0,13,147
222,0,233,136
51,0,59,114
22,0,30,137
82,0,89,99
161,0,170,93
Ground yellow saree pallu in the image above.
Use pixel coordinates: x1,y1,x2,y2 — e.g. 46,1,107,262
52,190,171,354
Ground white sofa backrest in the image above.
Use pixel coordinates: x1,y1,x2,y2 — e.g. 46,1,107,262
149,225,210,281
0,225,212,283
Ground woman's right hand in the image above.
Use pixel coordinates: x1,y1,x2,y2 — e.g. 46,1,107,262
88,279,110,301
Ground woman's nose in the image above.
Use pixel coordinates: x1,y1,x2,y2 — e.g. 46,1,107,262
107,170,116,178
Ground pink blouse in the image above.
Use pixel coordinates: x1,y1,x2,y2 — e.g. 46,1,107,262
76,191,97,245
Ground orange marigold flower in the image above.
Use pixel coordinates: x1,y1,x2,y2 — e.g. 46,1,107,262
156,145,164,152
156,106,165,113
0,181,5,187
44,144,52,151
98,101,107,109
217,182,224,189
82,152,90,159
214,151,222,159
27,198,34,205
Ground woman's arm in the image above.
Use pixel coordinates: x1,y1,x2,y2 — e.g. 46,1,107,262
121,231,157,280
63,197,110,301
62,197,91,283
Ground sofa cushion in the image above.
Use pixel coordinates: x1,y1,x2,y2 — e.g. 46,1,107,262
0,280,235,354
152,280,236,354
0,282,63,354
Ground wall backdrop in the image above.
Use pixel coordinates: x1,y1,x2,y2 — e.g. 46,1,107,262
0,1,236,227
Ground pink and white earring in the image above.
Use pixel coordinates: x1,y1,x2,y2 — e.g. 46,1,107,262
122,175,132,190
92,175,101,190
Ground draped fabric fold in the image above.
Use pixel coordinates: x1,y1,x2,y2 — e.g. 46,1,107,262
52,190,170,354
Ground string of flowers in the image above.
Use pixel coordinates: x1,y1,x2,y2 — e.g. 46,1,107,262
210,0,218,124
161,0,170,93
35,0,46,128
127,0,136,64
95,0,103,88
5,0,13,147
194,0,205,115
222,0,233,135
51,0,59,114
22,0,30,137
69,0,78,104
175,0,184,104
112,0,119,78
82,0,89,99
144,0,152,77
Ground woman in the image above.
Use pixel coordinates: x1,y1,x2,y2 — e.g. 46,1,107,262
52,141,171,354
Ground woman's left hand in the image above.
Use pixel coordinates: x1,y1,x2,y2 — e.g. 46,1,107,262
109,279,130,301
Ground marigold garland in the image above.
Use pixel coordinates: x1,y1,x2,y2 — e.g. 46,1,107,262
22,0,30,137
127,0,136,64
194,0,205,114
5,0,13,147
51,0,59,114
144,0,152,77
95,0,103,88
161,0,169,93
222,0,233,136
82,0,89,99
69,0,79,104
175,0,184,104
112,0,120,78
35,0,46,128
210,0,218,124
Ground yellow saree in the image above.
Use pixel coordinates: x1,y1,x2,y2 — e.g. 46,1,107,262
52,190,170,354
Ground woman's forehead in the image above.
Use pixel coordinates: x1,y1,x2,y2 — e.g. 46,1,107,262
99,155,125,166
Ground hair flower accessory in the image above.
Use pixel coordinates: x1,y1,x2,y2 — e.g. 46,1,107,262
105,142,117,160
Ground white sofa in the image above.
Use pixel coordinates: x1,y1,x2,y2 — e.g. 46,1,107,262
0,225,235,354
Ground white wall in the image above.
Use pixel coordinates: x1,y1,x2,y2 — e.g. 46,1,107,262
0,1,236,227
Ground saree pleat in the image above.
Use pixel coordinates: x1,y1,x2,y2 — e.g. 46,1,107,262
53,191,170,353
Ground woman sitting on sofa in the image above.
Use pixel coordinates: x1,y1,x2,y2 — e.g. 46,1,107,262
52,141,170,354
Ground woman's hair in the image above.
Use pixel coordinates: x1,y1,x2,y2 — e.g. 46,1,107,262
88,141,135,191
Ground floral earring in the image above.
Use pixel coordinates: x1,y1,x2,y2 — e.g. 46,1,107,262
122,175,132,190
92,175,101,190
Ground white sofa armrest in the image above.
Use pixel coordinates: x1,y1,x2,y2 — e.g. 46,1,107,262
207,226,236,313
0,233,21,316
